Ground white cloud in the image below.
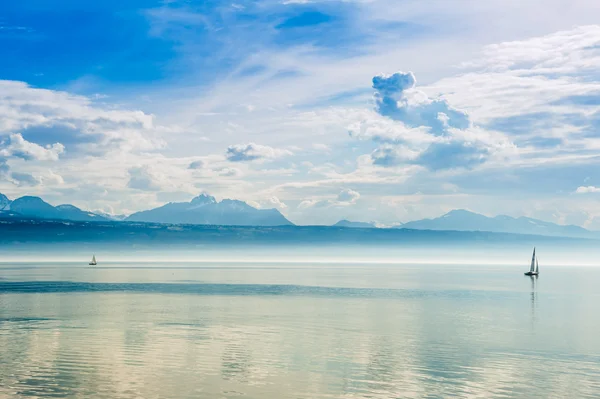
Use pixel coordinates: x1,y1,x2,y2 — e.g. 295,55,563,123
312,143,330,151
0,80,165,155
225,142,292,162
266,196,288,209
218,167,242,177
2,14,600,227
372,71,471,135
352,70,514,170
127,166,162,191
43,170,65,185
337,188,360,203
0,133,64,161
576,186,600,194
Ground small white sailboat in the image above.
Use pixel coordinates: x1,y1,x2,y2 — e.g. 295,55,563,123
524,248,539,276
89,255,97,266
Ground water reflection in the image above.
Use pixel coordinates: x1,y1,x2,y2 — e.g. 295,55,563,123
530,275,537,324
1,263,600,398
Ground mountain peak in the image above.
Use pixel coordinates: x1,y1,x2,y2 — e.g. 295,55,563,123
401,209,591,238
12,196,51,206
190,193,217,205
0,193,10,210
127,194,293,226
443,209,481,218
333,220,376,228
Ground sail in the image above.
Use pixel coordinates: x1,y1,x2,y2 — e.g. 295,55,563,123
91,255,96,263
530,248,536,272
535,258,539,273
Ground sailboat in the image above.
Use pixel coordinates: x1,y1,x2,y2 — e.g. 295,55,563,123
89,255,97,266
524,248,539,276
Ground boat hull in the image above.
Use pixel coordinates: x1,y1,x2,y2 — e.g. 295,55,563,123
524,272,538,276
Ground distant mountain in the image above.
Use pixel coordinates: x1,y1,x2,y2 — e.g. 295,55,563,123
333,220,377,228
0,193,10,210
400,209,592,238
0,191,595,237
126,194,293,226
94,211,128,221
55,204,109,222
0,217,590,249
1,194,108,222
9,196,63,219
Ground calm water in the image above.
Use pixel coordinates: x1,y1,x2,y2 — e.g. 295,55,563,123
1,261,600,398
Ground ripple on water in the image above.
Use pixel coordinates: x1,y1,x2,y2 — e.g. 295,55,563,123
1,264,600,398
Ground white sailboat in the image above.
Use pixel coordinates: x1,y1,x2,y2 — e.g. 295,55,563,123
524,248,539,276
89,255,97,266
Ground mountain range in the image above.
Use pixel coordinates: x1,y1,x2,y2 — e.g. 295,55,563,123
333,220,377,228
1,195,109,222
0,193,292,227
0,192,596,238
0,217,589,249
398,209,592,238
125,194,292,226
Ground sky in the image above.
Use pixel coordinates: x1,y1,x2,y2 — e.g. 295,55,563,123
1,0,600,226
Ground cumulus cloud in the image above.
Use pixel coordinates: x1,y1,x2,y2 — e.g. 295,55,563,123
576,186,600,194
337,188,360,203
0,133,65,161
462,25,600,76
0,80,164,156
43,170,65,185
8,169,64,187
356,70,511,170
428,25,600,149
348,116,433,145
226,142,292,162
372,71,471,135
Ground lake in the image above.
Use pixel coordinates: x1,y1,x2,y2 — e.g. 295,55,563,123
1,261,599,398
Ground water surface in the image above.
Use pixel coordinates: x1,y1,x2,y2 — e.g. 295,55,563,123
1,262,599,398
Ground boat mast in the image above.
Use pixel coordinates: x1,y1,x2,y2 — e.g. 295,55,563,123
530,247,536,272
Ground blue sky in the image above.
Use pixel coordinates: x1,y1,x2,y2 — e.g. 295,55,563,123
1,0,600,226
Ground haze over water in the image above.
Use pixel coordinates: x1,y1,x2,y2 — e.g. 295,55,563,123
1,259,600,398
